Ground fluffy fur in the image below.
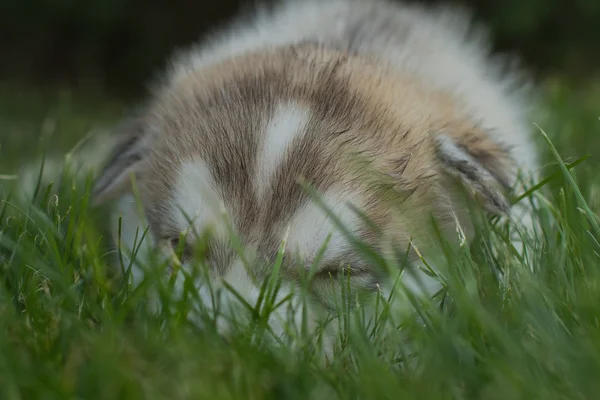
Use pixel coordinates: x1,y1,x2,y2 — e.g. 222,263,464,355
88,0,538,347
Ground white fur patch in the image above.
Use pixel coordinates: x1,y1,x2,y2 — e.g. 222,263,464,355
222,258,262,307
221,258,315,341
173,256,310,341
255,103,311,198
175,258,260,334
172,159,230,238
286,188,364,265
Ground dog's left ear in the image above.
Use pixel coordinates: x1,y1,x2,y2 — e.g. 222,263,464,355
92,116,150,206
434,133,514,216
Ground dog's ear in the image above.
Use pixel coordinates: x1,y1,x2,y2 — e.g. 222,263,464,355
434,133,513,216
92,117,149,205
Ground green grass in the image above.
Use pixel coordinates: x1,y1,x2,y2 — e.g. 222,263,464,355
0,78,599,400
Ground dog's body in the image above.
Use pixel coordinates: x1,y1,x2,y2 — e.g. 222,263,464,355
90,0,538,343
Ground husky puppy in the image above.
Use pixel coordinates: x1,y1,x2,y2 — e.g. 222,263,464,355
91,0,538,342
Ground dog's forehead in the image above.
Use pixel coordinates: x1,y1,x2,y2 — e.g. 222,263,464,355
139,49,353,222
137,45,442,260
143,109,365,261
145,94,364,255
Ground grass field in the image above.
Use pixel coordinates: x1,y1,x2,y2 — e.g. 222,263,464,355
0,77,599,399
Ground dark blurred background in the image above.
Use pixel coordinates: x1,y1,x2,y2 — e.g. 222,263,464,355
1,0,599,97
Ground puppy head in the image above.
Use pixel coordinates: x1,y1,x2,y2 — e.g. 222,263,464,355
93,44,513,305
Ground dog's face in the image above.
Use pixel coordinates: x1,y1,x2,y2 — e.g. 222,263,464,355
93,44,513,304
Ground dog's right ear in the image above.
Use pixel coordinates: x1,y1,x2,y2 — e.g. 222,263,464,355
92,117,149,206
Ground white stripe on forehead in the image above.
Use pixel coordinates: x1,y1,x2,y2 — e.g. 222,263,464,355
171,159,229,237
285,188,365,265
255,102,311,199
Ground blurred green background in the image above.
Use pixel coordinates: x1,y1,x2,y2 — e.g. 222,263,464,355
1,0,599,95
